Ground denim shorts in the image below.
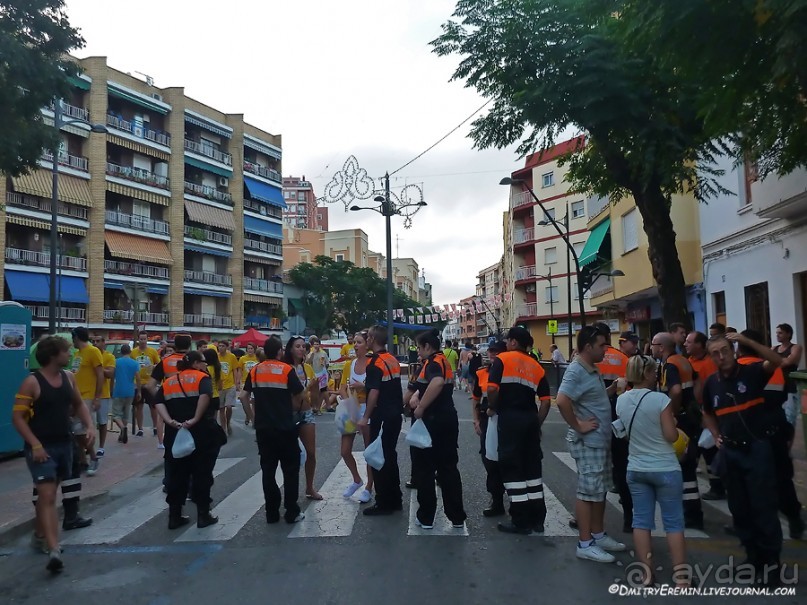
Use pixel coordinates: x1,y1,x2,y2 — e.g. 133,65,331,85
296,409,316,426
25,441,73,484
627,469,685,533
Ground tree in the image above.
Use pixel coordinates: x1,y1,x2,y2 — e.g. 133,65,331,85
0,0,84,176
432,0,729,327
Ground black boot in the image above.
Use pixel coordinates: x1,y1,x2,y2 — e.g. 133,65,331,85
62,498,93,530
197,511,219,528
788,514,805,540
483,497,506,517
168,505,190,530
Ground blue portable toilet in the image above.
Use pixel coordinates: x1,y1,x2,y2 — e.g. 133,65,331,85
0,302,32,455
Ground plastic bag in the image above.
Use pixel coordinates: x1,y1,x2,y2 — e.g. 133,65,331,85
697,428,715,449
485,415,499,461
405,419,432,449
364,426,385,471
172,427,196,459
299,438,307,466
335,396,360,435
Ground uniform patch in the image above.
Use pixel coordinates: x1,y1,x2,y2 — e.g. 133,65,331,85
737,382,747,394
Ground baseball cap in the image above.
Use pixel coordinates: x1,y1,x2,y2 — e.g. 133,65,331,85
619,331,639,344
488,341,507,354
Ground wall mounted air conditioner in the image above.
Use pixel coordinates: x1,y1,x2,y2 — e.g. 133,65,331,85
218,176,229,187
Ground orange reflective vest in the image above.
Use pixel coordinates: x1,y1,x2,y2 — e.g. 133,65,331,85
737,356,787,404
161,369,211,422
249,359,295,389
159,353,184,382
596,346,629,382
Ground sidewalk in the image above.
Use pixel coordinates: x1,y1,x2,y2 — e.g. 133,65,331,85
0,427,164,539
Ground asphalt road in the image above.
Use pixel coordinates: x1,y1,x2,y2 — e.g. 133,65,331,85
1,389,805,604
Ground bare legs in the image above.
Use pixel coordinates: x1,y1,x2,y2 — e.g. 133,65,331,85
339,429,374,491
575,499,605,541
35,482,59,551
299,422,321,499
632,529,688,587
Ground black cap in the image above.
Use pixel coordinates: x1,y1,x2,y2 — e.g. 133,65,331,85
619,331,639,344
488,340,507,354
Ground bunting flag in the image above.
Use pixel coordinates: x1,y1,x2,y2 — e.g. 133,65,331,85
408,315,415,324
440,312,448,320
432,314,439,322
451,303,457,311
424,314,431,323
417,315,424,324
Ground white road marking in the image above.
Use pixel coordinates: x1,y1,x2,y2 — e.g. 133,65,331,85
407,488,468,536
538,485,579,537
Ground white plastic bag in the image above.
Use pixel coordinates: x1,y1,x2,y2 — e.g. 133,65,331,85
299,438,307,466
335,396,360,435
172,427,195,459
364,426,385,471
697,428,715,449
405,419,432,449
485,415,499,461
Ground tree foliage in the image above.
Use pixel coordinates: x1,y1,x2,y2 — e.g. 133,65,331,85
0,0,84,176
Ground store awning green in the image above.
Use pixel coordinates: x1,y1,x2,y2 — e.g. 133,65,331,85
579,218,611,267
184,155,233,178
108,85,170,115
69,75,91,91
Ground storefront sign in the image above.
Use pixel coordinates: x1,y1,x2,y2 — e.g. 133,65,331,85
626,307,650,322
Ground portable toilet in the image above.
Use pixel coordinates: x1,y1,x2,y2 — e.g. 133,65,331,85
0,302,32,455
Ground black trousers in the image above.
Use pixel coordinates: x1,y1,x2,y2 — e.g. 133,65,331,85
700,445,725,494
497,410,546,530
770,428,802,518
370,410,403,509
256,428,300,521
676,412,703,524
164,424,220,515
611,434,632,526
478,411,504,501
411,411,466,525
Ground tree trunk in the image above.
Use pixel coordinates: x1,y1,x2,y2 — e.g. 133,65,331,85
632,187,691,329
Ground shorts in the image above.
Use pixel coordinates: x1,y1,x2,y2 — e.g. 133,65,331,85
25,441,73,484
111,397,133,420
295,409,316,426
316,372,328,391
138,387,156,407
627,470,685,533
567,437,613,502
220,387,236,408
85,398,111,426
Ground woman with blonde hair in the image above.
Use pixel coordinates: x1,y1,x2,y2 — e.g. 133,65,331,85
339,330,373,503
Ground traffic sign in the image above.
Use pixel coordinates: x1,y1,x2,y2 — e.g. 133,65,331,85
548,320,558,334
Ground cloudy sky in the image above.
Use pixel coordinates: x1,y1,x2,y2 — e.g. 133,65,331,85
65,0,522,304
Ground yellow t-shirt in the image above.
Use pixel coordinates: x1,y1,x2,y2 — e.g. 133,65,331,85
219,351,238,390
207,367,221,399
72,344,104,400
239,354,259,377
131,346,161,381
101,351,117,399
342,359,367,404
340,343,356,359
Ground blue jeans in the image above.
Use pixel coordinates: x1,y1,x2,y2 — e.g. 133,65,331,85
627,469,684,533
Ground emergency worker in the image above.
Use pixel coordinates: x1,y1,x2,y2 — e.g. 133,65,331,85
471,340,507,517
155,350,221,530
404,329,466,529
487,327,551,534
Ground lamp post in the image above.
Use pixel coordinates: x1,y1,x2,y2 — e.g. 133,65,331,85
49,98,107,334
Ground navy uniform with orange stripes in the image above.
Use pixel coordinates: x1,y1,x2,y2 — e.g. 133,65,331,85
472,363,505,509
487,351,551,531
243,359,304,523
408,352,467,526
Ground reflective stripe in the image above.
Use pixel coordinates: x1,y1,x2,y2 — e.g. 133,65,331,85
682,481,698,489
525,478,543,487
503,481,528,490
61,478,81,488
682,493,701,501
499,376,540,390
765,383,785,391
714,397,765,416
680,381,694,389
526,491,544,500
509,494,529,502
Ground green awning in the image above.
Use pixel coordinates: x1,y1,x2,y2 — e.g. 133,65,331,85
108,85,170,115
184,155,233,178
69,75,91,91
579,218,611,267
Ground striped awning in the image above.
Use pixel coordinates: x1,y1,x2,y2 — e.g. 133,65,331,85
243,251,281,266
6,214,87,236
107,134,170,161
184,200,235,231
244,293,274,303
12,170,93,207
106,181,170,206
42,114,88,138
184,111,232,139
104,231,173,264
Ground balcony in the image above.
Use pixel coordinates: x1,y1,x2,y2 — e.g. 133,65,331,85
104,259,169,280
587,195,609,220
184,269,233,287
105,210,169,235
512,190,533,209
6,192,88,221
244,277,284,294
184,181,233,204
41,149,88,172
26,305,86,321
139,312,169,325
244,198,283,219
103,309,169,324
752,168,807,220
589,274,614,299
184,225,232,247
5,247,87,272
183,314,232,328
107,162,170,190
513,227,535,245
106,114,171,147
243,161,281,183
184,139,232,166
244,315,275,329
516,303,538,318
48,100,89,122
244,238,282,256
515,265,537,281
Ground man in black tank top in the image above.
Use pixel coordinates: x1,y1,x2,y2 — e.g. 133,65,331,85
12,336,94,574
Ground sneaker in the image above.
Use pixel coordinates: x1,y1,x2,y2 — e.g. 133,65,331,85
533,525,545,534
286,513,305,524
343,482,363,499
46,550,64,573
136,429,144,437
157,443,165,450
452,521,466,529
30,533,47,554
363,505,396,516
415,517,433,530
86,459,99,476
197,513,219,528
497,522,531,535
121,427,128,444
357,489,372,503
96,448,105,457
576,543,616,563
595,534,626,552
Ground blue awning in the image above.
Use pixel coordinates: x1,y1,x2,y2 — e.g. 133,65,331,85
184,244,231,258
184,287,230,298
244,177,286,208
378,320,429,331
53,276,89,304
104,281,124,290
105,281,168,295
6,270,50,303
244,216,283,239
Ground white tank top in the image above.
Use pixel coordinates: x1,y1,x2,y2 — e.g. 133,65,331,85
350,359,366,385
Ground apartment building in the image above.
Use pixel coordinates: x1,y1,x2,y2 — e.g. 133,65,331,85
282,176,327,230
475,260,503,340
282,226,376,273
392,258,420,303
458,294,479,343
0,57,285,337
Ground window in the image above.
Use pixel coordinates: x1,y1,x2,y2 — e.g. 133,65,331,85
622,208,639,253
573,241,585,257
744,282,771,345
284,191,293,199
297,192,305,201
713,291,726,327
132,200,150,218
542,172,554,188
335,254,344,262
571,201,585,218
545,286,558,303
544,246,558,265
573,282,592,300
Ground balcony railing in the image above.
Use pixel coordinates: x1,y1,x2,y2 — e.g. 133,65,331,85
243,198,283,219
244,315,275,329
104,259,169,279
184,269,232,287
183,225,232,246
512,190,533,208
105,210,169,235
5,247,87,272
515,265,536,281
244,277,284,294
49,100,89,122
244,238,283,256
243,161,281,183
184,139,232,166
6,192,88,220
41,150,88,172
26,305,86,321
589,274,614,299
183,313,232,328
103,309,170,324
139,312,169,325
106,114,171,147
516,303,538,318
107,162,170,190
183,181,232,204
513,227,535,244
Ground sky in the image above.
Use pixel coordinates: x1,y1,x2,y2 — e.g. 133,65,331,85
64,0,522,305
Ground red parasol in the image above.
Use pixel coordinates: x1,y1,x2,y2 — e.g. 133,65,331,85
232,327,271,348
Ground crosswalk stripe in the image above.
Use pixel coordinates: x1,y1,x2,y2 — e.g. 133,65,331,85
538,485,579,537
62,457,244,545
552,452,709,539
407,489,468,536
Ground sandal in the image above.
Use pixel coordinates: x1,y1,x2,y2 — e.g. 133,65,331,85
306,492,324,501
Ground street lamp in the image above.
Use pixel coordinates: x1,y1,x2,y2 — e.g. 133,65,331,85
581,269,625,293
49,98,107,334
